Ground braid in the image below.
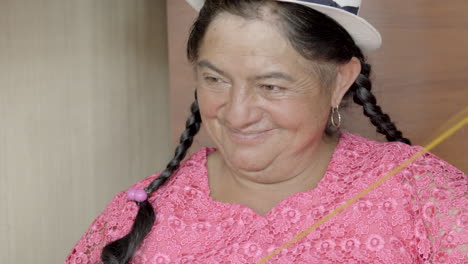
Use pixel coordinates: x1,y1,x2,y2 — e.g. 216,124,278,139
350,57,411,145
101,95,202,264
146,98,202,193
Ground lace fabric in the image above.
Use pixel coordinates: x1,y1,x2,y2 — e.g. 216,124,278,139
65,132,467,264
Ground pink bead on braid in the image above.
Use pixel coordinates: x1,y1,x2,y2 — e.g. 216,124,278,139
127,188,148,202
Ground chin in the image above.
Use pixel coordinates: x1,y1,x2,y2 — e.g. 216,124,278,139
223,147,275,173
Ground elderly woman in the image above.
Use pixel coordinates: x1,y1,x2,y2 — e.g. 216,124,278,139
65,0,467,263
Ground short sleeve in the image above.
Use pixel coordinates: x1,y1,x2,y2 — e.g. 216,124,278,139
64,191,138,264
405,148,467,263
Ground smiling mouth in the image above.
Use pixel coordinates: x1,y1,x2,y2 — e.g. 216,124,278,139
228,129,273,143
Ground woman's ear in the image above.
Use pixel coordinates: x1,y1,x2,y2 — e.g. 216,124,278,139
331,57,361,107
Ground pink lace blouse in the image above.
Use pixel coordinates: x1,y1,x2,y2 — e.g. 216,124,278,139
65,132,467,263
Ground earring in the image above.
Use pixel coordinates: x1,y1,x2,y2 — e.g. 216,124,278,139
331,106,342,128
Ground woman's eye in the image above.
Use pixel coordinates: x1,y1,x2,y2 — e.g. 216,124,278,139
261,84,284,92
204,76,222,83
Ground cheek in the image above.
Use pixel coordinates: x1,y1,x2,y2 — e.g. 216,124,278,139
270,97,330,130
197,89,223,120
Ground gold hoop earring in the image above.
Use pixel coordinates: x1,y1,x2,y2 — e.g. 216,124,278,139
331,107,341,128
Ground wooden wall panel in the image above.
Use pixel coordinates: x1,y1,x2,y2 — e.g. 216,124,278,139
0,0,170,263
168,0,467,172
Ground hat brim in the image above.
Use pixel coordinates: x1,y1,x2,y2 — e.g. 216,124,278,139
185,0,382,51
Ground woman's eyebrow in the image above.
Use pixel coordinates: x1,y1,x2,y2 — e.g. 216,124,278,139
197,60,294,82
197,60,226,76
254,72,295,82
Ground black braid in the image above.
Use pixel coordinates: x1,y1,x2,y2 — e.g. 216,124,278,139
350,56,411,145
101,95,202,264
146,98,202,193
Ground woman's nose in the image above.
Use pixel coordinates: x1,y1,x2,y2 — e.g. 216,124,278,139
222,86,260,129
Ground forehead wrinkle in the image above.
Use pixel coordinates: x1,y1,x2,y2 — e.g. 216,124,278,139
253,72,295,82
200,11,331,90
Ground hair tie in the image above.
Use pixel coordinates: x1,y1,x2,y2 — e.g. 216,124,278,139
127,188,148,202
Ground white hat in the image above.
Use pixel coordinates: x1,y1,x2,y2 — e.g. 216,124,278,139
185,0,382,51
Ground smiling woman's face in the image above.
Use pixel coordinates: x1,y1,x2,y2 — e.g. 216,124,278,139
196,12,337,181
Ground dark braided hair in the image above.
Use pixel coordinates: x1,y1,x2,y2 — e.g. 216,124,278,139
101,1,410,262
101,95,201,263
349,56,411,144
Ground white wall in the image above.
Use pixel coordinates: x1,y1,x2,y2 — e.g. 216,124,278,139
0,0,170,263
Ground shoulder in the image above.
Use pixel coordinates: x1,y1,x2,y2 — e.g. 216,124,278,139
334,131,420,173
339,131,416,157
338,132,467,262
338,131,466,204
336,131,466,186
337,131,465,170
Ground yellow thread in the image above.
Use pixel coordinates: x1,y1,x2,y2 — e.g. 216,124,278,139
430,106,468,141
257,111,467,264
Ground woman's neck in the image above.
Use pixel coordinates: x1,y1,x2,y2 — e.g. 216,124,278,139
207,135,339,215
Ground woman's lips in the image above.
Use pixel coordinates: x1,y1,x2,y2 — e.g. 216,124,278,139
227,129,274,144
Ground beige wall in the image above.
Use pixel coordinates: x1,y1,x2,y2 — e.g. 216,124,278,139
0,0,170,263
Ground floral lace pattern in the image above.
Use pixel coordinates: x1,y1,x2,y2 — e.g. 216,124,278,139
65,132,467,263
